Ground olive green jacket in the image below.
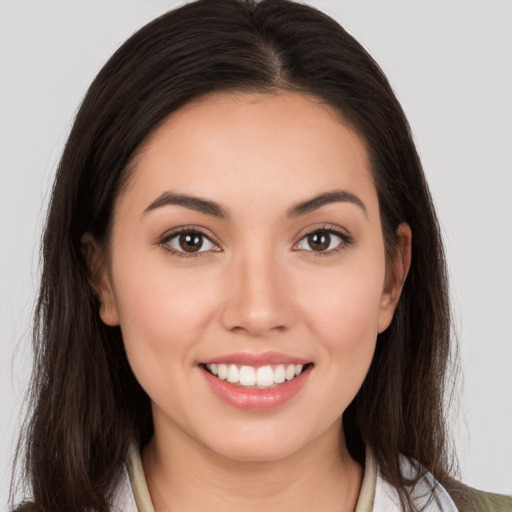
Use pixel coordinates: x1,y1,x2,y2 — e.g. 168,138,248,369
111,443,512,512
446,481,512,512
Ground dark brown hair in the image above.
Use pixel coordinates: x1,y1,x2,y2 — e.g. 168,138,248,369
12,1,456,510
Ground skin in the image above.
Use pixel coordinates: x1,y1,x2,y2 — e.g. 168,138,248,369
85,91,411,512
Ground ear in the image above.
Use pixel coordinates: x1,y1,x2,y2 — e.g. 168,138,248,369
377,223,412,334
81,233,120,326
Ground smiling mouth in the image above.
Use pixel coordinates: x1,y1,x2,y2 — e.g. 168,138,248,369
202,363,313,389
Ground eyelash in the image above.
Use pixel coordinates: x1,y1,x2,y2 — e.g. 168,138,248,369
159,226,221,259
294,224,354,257
159,224,354,259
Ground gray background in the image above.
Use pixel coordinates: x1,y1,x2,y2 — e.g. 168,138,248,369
1,0,511,507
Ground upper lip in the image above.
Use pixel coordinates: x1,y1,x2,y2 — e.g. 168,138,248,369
201,351,310,366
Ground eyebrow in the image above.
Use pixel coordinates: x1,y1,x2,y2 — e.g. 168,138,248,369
143,192,227,218
286,190,367,218
143,189,367,219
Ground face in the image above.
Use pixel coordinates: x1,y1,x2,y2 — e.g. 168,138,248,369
88,91,409,462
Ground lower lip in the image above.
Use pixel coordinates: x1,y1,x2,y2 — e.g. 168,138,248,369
200,365,312,411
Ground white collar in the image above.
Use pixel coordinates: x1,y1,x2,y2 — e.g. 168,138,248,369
371,449,458,511
111,442,457,512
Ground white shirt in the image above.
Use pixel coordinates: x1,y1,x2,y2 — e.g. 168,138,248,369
110,443,458,512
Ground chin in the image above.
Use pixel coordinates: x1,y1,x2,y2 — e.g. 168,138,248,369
196,419,339,464
208,439,304,463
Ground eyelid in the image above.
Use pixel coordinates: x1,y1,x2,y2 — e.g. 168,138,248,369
159,225,222,258
292,224,354,254
157,223,353,259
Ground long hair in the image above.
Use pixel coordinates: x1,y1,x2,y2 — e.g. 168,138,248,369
12,1,455,510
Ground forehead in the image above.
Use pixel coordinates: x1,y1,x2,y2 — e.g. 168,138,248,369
119,91,378,220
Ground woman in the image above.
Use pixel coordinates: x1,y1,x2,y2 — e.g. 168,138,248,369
10,1,512,511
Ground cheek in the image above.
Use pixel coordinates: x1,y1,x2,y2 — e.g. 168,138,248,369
298,251,386,400
111,255,221,386
115,251,217,328
311,281,382,377
303,255,386,346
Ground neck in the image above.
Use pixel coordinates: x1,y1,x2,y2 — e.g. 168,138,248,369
142,419,363,512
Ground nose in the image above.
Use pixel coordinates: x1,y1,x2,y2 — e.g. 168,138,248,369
220,248,293,337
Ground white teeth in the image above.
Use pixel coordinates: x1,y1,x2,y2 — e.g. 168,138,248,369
205,362,305,388
217,364,227,380
256,365,274,387
285,364,296,381
227,364,239,383
239,366,256,386
274,364,286,384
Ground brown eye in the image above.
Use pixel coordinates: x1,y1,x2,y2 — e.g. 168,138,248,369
307,231,331,251
179,232,203,252
165,231,217,254
296,229,349,254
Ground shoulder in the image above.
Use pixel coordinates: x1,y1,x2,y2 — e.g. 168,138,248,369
371,451,458,511
444,479,512,512
372,451,512,512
